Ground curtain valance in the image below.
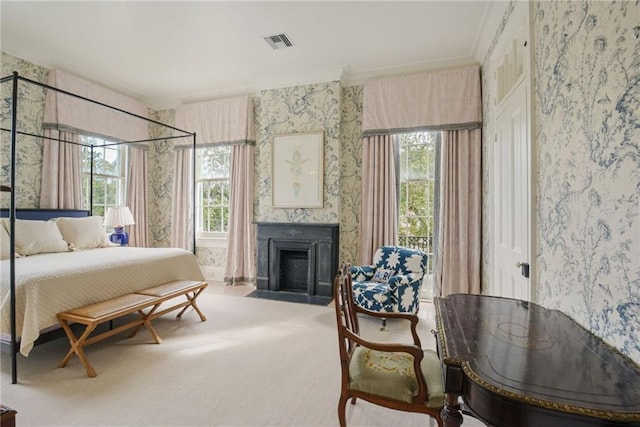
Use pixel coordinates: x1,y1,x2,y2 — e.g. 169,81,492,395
175,95,255,147
43,69,149,142
362,65,481,136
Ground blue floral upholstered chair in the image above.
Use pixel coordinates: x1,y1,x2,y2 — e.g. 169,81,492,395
350,246,428,316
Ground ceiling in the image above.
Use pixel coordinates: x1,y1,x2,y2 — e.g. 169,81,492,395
1,1,506,109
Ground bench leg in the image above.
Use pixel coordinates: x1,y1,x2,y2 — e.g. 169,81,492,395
176,288,207,321
58,319,98,378
128,305,163,343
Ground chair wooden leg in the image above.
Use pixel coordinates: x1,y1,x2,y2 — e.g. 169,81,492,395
432,411,444,427
338,395,349,427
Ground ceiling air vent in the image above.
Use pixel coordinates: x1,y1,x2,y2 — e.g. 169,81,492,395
264,33,294,50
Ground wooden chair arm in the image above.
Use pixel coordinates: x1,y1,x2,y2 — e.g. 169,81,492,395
344,328,424,359
354,305,422,346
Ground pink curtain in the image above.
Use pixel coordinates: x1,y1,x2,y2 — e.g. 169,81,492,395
39,130,83,209
359,134,398,264
434,129,482,297
126,146,148,247
224,143,255,285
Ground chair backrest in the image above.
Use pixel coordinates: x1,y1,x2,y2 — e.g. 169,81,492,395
373,246,428,277
334,263,359,370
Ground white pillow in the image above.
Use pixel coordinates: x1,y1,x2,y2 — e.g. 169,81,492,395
0,222,10,260
2,218,69,256
55,216,112,250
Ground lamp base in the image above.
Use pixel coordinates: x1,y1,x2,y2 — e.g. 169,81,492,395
109,227,129,246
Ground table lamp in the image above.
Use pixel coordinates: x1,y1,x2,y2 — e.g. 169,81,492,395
103,206,135,246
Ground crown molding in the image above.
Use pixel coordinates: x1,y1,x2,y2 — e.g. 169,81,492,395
472,1,510,61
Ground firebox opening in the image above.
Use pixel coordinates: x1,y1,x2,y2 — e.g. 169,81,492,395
279,249,309,293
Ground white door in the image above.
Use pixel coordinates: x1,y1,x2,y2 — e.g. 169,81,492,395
493,82,530,300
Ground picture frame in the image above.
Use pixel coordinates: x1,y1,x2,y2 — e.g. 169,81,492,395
271,131,324,208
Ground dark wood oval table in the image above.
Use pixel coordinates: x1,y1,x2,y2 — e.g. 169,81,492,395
434,294,640,427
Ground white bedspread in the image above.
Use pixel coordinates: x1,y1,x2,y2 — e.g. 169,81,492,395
0,247,205,356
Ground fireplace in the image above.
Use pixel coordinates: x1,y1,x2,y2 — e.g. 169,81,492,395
256,223,339,304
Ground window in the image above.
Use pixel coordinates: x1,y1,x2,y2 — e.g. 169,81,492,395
81,136,126,217
397,131,439,275
196,145,230,237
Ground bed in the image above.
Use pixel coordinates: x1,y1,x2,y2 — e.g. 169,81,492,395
0,209,204,357
2,72,198,383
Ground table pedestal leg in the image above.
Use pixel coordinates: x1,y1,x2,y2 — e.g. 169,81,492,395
442,393,463,427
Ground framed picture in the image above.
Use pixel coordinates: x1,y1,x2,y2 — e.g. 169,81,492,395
272,131,324,208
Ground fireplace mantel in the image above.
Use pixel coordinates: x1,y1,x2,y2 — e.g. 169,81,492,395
255,222,339,302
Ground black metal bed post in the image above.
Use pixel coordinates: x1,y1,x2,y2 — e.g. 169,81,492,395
90,145,94,215
9,72,19,384
192,133,196,254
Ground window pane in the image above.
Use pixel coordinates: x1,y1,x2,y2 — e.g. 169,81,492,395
93,176,105,204
221,182,230,204
222,206,229,231
202,206,211,232
200,146,230,179
407,181,428,217
94,148,107,175
105,177,118,205
210,182,223,204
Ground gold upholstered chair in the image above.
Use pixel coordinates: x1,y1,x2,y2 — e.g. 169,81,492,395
333,263,445,427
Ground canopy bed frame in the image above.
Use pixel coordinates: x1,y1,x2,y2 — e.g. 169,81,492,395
1,71,197,384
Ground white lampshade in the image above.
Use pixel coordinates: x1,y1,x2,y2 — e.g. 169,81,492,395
103,206,135,227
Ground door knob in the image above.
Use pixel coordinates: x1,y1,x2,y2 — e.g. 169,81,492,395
516,262,530,278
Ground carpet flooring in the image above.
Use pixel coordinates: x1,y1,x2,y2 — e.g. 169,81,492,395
246,290,332,306
0,292,484,427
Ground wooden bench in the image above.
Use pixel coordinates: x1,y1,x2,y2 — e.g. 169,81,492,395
56,280,207,378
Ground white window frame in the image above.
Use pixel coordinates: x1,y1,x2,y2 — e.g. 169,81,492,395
195,145,231,242
81,136,127,217
397,131,438,290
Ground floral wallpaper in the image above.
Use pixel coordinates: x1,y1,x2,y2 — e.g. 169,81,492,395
533,0,639,363
147,109,176,247
253,82,363,268
255,82,341,225
340,85,363,264
483,0,639,364
0,52,48,208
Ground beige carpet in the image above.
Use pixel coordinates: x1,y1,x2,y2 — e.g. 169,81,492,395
0,292,483,426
